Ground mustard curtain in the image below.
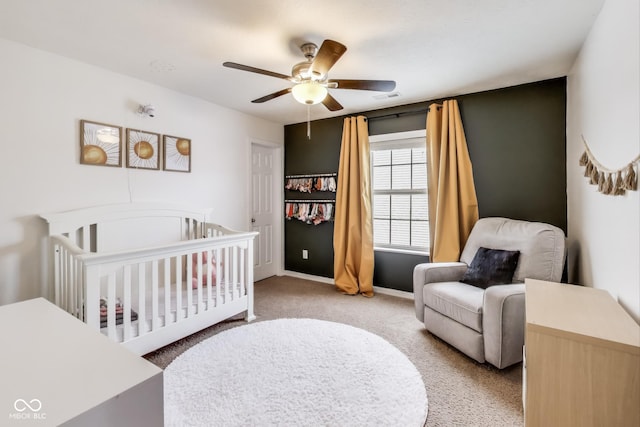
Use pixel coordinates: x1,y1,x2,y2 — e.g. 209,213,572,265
333,116,374,297
426,100,479,262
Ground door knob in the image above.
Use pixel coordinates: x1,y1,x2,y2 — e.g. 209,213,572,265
251,218,256,223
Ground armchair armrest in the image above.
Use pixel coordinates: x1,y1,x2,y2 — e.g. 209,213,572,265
482,283,526,369
413,262,468,322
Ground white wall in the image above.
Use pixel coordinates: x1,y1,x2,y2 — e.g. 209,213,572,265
0,38,283,305
567,0,639,322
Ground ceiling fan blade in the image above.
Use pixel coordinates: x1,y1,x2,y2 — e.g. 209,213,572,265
328,79,396,92
251,88,292,103
309,40,347,77
322,93,343,111
223,62,293,81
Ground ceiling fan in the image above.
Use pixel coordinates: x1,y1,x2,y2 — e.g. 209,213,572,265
223,39,396,111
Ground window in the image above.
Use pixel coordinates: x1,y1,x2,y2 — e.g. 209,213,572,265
370,130,429,254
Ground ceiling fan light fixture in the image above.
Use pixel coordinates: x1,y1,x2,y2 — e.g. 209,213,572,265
223,39,393,112
292,81,327,105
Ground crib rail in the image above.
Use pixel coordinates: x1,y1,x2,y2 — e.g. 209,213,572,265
49,225,257,355
51,235,87,320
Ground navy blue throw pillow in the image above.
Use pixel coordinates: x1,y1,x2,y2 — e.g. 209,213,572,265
460,247,520,289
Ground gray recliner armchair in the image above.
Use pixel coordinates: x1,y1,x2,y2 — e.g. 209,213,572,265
413,217,565,369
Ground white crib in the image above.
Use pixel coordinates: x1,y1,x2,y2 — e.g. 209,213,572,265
40,202,258,355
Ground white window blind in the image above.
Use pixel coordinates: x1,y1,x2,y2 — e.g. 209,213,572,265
370,130,429,254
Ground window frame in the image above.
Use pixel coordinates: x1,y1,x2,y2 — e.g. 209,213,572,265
369,129,429,255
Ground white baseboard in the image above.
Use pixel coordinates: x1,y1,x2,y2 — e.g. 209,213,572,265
280,270,414,300
372,286,414,300
281,270,334,285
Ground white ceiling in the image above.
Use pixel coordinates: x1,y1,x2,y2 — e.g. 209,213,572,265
0,0,604,125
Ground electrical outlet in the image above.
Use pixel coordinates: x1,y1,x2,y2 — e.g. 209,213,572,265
302,249,308,259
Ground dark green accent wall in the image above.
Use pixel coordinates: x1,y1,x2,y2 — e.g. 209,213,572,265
284,78,567,292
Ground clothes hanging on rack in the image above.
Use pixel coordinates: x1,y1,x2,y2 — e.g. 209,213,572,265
285,176,337,193
285,202,334,225
285,178,314,193
314,176,337,192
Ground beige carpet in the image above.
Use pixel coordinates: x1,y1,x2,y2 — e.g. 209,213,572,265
145,275,524,426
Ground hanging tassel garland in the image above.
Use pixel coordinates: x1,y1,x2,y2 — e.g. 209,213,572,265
590,164,600,185
579,151,589,166
603,173,614,195
614,171,626,196
579,135,639,196
624,164,637,191
597,171,605,192
585,160,593,177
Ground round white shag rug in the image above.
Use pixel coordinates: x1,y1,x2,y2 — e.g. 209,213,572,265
164,318,428,426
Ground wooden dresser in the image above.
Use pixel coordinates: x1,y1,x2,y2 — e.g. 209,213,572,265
524,279,640,426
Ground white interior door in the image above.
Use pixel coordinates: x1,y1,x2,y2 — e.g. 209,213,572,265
251,144,277,281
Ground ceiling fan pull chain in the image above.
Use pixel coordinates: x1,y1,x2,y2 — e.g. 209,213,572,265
307,105,311,140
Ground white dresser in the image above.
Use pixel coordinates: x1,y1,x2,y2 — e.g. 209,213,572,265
1,298,163,426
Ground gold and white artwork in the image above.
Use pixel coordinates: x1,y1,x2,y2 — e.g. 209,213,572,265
80,120,122,167
126,128,160,170
163,135,191,172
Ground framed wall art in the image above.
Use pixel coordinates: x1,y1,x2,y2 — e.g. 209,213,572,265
163,135,191,173
80,120,122,167
126,128,161,170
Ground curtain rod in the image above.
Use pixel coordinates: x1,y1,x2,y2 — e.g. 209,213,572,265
367,108,428,121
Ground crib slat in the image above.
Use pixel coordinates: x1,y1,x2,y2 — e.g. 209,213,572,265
176,255,183,321
71,250,78,314
151,260,159,331
66,249,72,312
186,254,193,317
239,246,245,298
181,218,187,241
206,249,213,310
246,237,255,321
196,252,203,313
224,247,230,304
232,246,238,300
84,264,101,330
123,265,132,342
69,253,76,313
196,252,204,314
70,253,76,312
215,248,221,308
138,266,146,336
53,245,61,307
107,272,117,340
69,254,76,316
61,249,68,312
81,225,91,251
59,248,66,311
228,246,234,301
74,255,80,316
76,257,85,322
164,257,171,326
